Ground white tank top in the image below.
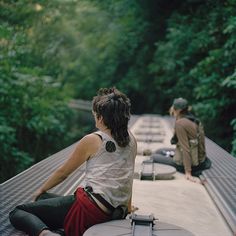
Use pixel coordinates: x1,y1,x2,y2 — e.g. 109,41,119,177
83,131,136,208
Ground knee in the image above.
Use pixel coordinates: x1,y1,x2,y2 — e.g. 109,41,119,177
9,207,18,224
9,205,26,224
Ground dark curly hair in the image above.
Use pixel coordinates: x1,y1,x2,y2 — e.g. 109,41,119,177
92,87,131,147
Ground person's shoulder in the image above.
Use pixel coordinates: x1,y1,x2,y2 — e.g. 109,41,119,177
176,117,193,129
176,117,189,125
128,130,135,140
177,117,193,124
80,133,102,145
73,133,102,157
129,130,137,146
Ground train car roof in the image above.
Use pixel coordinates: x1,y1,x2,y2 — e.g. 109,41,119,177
0,114,235,236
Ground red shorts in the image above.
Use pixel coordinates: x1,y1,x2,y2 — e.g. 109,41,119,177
64,187,111,236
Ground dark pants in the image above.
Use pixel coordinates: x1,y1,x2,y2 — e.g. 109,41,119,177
152,154,211,177
9,192,75,236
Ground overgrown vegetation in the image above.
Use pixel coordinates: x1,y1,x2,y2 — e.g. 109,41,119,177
1,0,235,182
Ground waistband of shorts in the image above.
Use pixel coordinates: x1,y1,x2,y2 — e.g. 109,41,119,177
84,186,114,215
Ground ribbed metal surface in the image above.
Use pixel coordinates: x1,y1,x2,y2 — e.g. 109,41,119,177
0,115,139,236
0,142,85,236
163,117,236,234
201,138,236,234
1,115,236,235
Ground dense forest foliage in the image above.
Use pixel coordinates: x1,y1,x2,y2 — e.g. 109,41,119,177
1,0,236,182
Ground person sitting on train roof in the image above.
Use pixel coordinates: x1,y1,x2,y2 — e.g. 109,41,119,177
9,87,137,236
152,97,211,183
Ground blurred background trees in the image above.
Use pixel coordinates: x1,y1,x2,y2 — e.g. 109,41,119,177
1,0,236,182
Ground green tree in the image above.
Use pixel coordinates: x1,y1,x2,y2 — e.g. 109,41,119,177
149,0,236,153
0,1,78,182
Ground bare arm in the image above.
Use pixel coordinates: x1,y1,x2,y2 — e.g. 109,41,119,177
33,133,101,200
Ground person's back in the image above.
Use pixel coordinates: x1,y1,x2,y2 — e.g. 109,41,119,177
175,115,206,166
84,130,136,207
9,87,137,236
152,97,211,182
175,116,201,167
